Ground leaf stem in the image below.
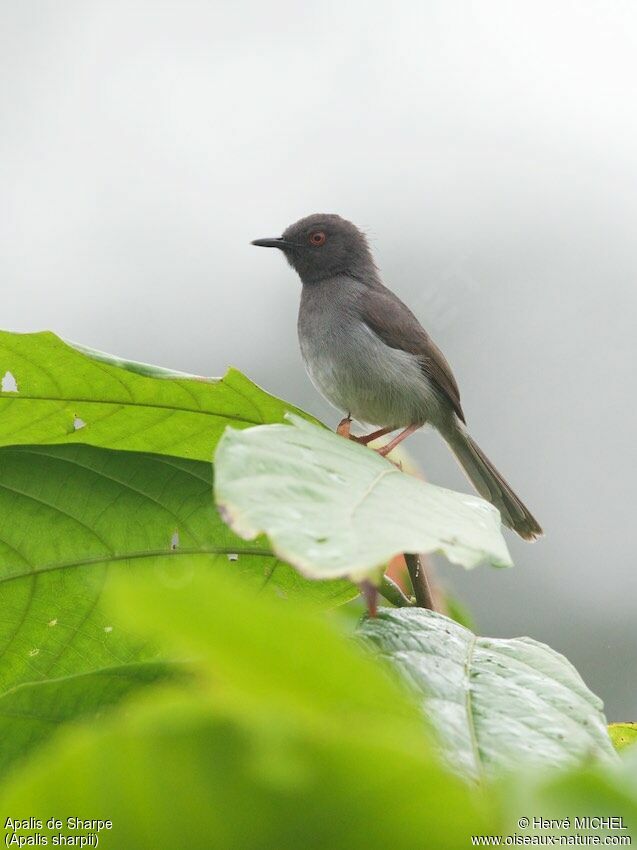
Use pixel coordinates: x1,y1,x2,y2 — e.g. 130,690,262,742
379,574,415,608
404,553,436,610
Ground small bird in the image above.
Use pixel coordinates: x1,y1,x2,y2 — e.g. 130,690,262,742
252,214,542,541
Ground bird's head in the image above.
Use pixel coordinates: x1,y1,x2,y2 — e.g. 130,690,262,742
252,214,377,284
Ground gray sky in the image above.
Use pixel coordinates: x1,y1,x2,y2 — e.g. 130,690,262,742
1,1,636,717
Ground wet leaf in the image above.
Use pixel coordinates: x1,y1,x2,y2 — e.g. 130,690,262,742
359,608,617,778
215,416,512,582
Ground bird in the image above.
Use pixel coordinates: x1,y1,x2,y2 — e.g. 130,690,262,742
252,214,542,541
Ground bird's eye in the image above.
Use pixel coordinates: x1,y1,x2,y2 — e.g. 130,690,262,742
309,231,326,246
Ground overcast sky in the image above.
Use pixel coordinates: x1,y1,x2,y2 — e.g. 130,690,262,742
1,1,636,717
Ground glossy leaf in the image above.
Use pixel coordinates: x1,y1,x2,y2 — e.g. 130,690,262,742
0,330,313,461
215,415,512,582
359,608,617,778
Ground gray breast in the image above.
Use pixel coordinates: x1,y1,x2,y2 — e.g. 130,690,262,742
297,276,441,428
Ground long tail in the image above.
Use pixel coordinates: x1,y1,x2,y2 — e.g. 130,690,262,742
443,423,543,541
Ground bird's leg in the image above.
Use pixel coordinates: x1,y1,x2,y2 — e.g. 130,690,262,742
376,423,420,457
355,426,394,446
359,580,379,617
336,415,353,439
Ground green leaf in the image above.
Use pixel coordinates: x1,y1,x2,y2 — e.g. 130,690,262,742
0,330,313,460
0,662,179,777
0,442,356,696
609,723,637,752
214,415,512,582
359,608,617,779
0,567,492,849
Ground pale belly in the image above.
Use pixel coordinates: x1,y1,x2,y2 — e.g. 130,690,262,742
299,321,442,429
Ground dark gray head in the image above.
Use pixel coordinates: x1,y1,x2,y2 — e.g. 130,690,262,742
252,214,378,285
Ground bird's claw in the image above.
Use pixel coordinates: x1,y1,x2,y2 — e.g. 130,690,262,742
374,446,403,469
336,416,353,439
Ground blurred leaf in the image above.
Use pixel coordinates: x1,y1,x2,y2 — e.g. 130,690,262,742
0,662,179,777
442,592,477,631
0,567,492,849
609,723,637,752
111,563,416,724
0,693,491,850
0,330,313,460
497,748,637,839
214,416,512,582
359,608,617,779
0,443,356,696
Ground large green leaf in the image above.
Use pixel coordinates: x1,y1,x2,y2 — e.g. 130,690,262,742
359,608,617,779
0,442,355,697
0,662,179,777
215,415,512,582
0,330,312,460
0,567,491,849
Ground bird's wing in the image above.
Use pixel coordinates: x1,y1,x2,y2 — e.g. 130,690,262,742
359,285,466,423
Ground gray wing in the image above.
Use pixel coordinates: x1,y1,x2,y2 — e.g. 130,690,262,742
358,285,466,423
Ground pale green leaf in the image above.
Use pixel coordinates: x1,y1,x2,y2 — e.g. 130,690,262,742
215,415,512,581
359,608,617,778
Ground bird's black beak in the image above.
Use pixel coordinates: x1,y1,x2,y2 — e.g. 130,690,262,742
251,237,290,249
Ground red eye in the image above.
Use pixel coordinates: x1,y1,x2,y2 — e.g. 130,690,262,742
309,231,326,246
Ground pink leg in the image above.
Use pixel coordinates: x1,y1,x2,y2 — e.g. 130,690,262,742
376,423,420,457
355,426,394,445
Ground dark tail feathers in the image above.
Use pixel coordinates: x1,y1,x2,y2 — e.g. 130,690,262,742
444,424,543,541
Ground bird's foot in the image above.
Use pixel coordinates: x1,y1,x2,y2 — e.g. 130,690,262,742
336,416,353,439
375,448,403,470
